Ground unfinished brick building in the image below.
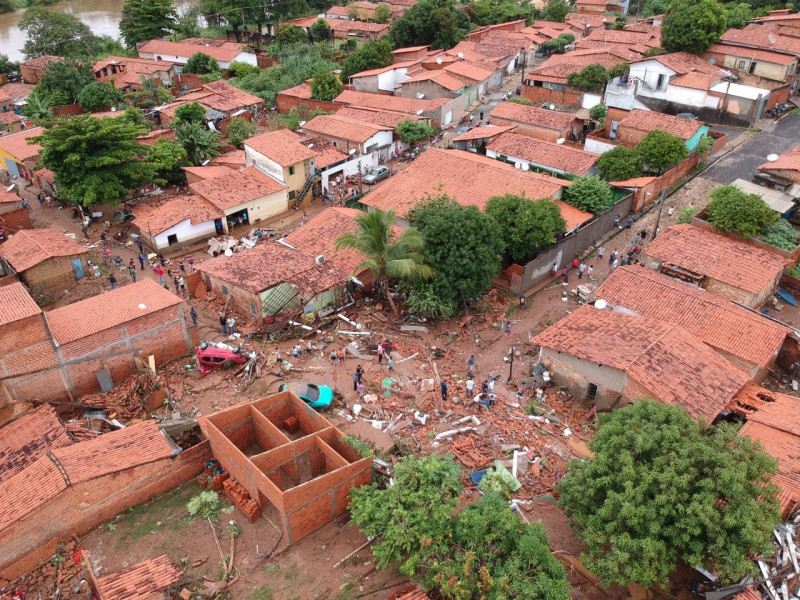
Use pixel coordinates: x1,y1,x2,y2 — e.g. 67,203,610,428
198,392,373,544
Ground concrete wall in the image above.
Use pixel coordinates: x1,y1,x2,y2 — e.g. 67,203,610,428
540,348,628,410
142,218,218,251
221,189,290,225
398,80,461,99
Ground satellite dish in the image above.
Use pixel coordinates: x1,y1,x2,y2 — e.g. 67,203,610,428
768,153,779,161
549,104,555,110
595,299,607,310
348,148,357,155
521,163,529,170
416,109,424,115
436,57,442,64
556,138,565,144
457,52,464,58
138,303,147,309
110,106,117,112
224,249,233,257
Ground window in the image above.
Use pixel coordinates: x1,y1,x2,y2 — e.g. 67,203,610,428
789,62,796,76
167,233,178,245
288,166,295,175
738,60,746,70
656,73,666,89
222,285,229,295
585,383,598,402
251,304,257,317
543,81,565,91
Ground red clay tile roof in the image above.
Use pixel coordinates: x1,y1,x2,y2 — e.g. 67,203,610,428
96,555,182,600
283,207,370,274
326,19,390,33
730,385,800,437
46,279,183,345
527,48,635,83
138,38,249,62
278,82,313,100
0,187,23,205
0,127,43,162
0,454,68,530
336,106,422,129
395,589,432,600
296,136,349,168
52,422,173,484
350,60,419,78
720,24,800,56
633,51,724,75
0,405,70,485
487,132,599,175
0,82,34,103
565,13,612,28
210,149,246,167
196,241,347,294
335,90,449,114
759,146,800,171
532,305,749,421
443,61,496,83
401,69,466,91
393,45,430,53
580,27,660,47
303,114,391,143
243,129,317,166
596,266,789,369
94,55,175,73
619,109,702,140
0,281,41,326
738,420,800,514
133,195,224,236
20,55,64,68
452,125,515,142
645,224,786,295
182,165,235,180
197,80,263,112
731,589,763,600
0,228,87,272
361,148,588,227
706,43,796,65
490,102,578,131
608,176,657,187
190,166,287,211
669,72,718,91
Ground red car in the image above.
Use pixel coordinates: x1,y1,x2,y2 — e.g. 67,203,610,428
195,342,250,369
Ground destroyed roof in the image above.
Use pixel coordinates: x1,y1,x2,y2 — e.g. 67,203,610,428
0,228,87,272
0,127,43,161
532,305,750,421
730,385,800,437
189,166,287,211
596,266,789,369
645,224,787,295
360,149,588,229
96,555,183,600
490,102,578,130
295,136,349,169
0,281,41,326
487,132,599,175
132,194,224,236
46,279,184,345
0,405,71,485
452,125,516,141
0,421,173,531
619,109,703,140
196,242,348,295
243,129,317,166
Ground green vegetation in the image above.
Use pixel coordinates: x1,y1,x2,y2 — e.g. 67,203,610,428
33,59,94,107
396,118,435,144
640,0,668,17
226,117,257,148
558,399,780,588
508,95,533,105
724,2,752,27
567,63,625,91
588,103,607,123
174,121,223,165
310,69,342,101
350,454,569,600
373,2,392,23
637,129,689,173
147,140,190,185
0,0,15,14
187,490,224,521
77,81,122,112
310,18,333,42
596,146,644,181
563,176,613,213
0,54,17,74
486,193,566,262
20,90,54,125
540,0,571,21
388,0,471,50
706,184,778,237
661,0,726,54
276,23,309,48
468,0,535,25
761,218,798,250
19,8,115,59
677,205,697,224
174,101,207,125
341,39,394,81
119,0,176,49
183,52,220,75
227,61,261,78
695,134,714,157
114,483,202,545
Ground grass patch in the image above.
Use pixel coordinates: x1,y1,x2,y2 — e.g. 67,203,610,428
246,585,274,600
113,482,203,546
263,563,280,575
283,563,299,580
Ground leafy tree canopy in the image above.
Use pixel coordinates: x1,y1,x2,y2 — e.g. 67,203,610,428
147,140,190,185
174,102,207,126
311,69,343,101
486,194,566,263
341,39,394,81
226,61,261,78
566,63,611,91
761,218,798,250
119,0,176,49
0,54,17,75
563,175,613,213
662,0,726,54
77,81,122,112
310,18,332,42
35,59,94,107
276,23,309,47
226,117,257,148
558,399,781,588
695,133,714,157
540,0,570,22
589,103,607,122
373,2,392,22
0,0,15,14
389,0,471,50
724,2,752,28
468,0,534,26
596,145,643,181
34,116,157,207
20,91,54,125
396,119,435,144
183,52,220,75
637,129,689,173
174,121,223,165
640,0,668,17
19,8,98,59
706,184,778,237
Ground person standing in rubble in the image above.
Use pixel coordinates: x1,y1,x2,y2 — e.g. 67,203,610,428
441,380,448,402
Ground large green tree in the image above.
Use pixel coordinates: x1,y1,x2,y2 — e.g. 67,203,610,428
662,0,726,54
558,399,780,588
0,54,17,75
373,2,392,23
34,116,157,207
389,0,471,50
409,195,503,315
540,0,570,22
637,130,689,173
119,0,177,49
35,59,94,106
309,18,332,42
310,69,342,101
335,209,434,314
77,81,122,112
19,8,97,59
596,146,644,181
706,184,778,238
147,140,190,185
276,23,309,47
226,117,256,148
563,176,613,213
174,121,223,165
341,39,394,81
183,52,220,75
396,119,435,144
486,194,566,263
468,0,534,25
173,101,207,125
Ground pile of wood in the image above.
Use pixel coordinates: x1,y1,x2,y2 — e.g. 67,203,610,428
75,369,157,420
747,513,800,600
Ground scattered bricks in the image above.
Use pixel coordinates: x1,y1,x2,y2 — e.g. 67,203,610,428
241,500,260,523
222,477,259,521
283,416,299,434
196,474,209,489
210,472,229,492
180,589,192,600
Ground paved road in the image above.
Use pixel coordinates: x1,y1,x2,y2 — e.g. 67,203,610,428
704,113,800,184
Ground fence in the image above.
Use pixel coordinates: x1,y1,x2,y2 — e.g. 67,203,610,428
276,92,343,115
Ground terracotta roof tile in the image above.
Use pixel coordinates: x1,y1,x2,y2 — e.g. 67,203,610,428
738,420,800,512
532,305,749,421
646,50,732,75
350,60,419,78
244,129,317,166
0,127,42,162
20,55,64,68
46,279,184,345
706,43,796,65
401,69,466,91
278,82,313,100
196,80,263,112
720,23,800,56
443,61,496,83
303,114,391,144
0,405,70,485
196,241,347,294
596,266,788,369
759,146,800,171
487,132,598,175
452,125,515,142
138,38,249,62
490,102,577,131
182,165,235,180
190,166,287,211
283,207,370,274
326,19,390,33
0,281,41,326
132,195,224,236
0,82,34,103
0,228,87,272
670,72,718,90
527,48,634,82
96,555,182,600
335,90,449,114
731,588,763,600
52,421,174,484
393,45,430,53
619,109,702,140
296,136,349,169
581,28,660,47
608,176,657,187
0,455,68,530
361,149,587,227
335,106,422,129
730,385,800,437
645,225,786,295
210,150,246,167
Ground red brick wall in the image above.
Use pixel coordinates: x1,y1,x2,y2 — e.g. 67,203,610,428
488,116,566,142
0,441,211,577
0,208,33,231
22,255,87,300
276,93,343,115
521,84,585,108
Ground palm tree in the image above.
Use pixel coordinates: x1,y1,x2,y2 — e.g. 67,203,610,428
336,209,434,314
20,91,53,125
174,121,222,165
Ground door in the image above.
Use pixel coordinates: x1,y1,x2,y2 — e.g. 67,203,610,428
71,257,85,279
444,110,453,125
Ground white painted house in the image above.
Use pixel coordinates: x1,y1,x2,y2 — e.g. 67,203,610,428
349,61,418,93
137,39,258,70
132,195,224,250
302,114,394,159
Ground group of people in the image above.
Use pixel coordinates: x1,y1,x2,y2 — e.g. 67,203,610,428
438,354,498,411
323,173,359,207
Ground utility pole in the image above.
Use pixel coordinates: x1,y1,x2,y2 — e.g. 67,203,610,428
519,47,526,95
507,345,515,384
652,188,666,240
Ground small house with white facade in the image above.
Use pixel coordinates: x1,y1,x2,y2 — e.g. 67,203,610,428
137,38,257,70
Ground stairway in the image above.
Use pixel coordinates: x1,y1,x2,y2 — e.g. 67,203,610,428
293,168,320,210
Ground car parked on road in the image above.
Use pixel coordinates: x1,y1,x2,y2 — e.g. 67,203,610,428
363,165,390,185
278,381,334,409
